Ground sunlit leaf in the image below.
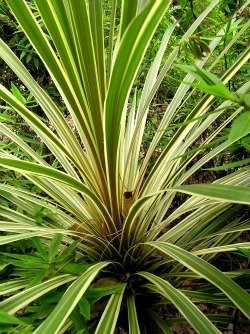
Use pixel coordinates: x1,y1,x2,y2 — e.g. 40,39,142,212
228,112,250,143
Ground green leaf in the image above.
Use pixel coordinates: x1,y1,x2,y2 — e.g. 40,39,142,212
204,158,250,170
55,241,79,262
57,263,91,275
0,158,113,228
104,0,170,221
70,308,88,332
0,113,14,123
0,231,61,245
32,237,48,260
228,112,250,143
0,275,75,314
0,279,28,295
185,82,235,100
95,286,126,334
178,65,222,86
178,65,241,101
10,82,26,104
147,242,250,319
149,310,172,334
242,93,250,108
1,252,43,263
26,268,48,289
241,135,250,150
171,184,250,205
119,0,138,38
78,297,91,320
139,272,220,334
127,295,141,334
0,310,27,325
48,233,63,262
34,262,109,334
85,284,125,300
235,248,250,259
0,263,9,272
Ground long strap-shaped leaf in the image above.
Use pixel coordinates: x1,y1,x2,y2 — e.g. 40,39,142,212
148,310,173,334
138,21,250,198
34,262,109,334
0,232,64,246
0,38,89,174
34,0,105,159
5,0,107,189
0,85,75,167
119,0,138,40
5,0,92,134
0,37,109,200
88,0,106,102
147,242,250,319
0,111,80,182
127,295,141,334
0,204,37,225
123,22,177,192
139,272,220,334
95,285,126,334
137,0,220,192
0,275,75,314
120,192,160,249
171,184,250,205
0,158,116,234
104,0,170,223
0,279,29,295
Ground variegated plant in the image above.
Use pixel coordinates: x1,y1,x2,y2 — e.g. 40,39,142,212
0,0,250,333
